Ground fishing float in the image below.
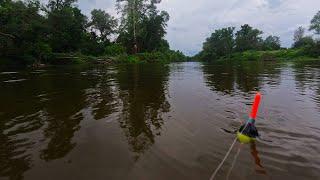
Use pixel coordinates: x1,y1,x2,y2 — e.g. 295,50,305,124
210,92,263,180
237,92,261,143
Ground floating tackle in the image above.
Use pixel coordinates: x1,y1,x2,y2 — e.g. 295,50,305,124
210,92,264,180
237,92,261,144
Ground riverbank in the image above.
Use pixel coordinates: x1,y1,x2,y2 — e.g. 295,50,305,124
0,50,190,67
213,49,320,62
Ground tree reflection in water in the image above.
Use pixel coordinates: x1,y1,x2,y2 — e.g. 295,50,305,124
202,61,282,96
115,64,170,160
293,61,320,109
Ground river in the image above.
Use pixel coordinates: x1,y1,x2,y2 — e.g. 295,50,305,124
0,61,320,180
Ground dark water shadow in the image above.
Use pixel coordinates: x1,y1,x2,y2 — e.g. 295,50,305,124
114,64,171,160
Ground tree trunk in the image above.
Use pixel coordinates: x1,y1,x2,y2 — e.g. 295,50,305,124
132,0,138,54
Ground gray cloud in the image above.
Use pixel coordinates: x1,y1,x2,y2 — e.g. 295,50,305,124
74,0,320,55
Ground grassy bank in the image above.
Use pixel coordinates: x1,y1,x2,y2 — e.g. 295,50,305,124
218,49,320,62
54,50,189,64
0,50,189,67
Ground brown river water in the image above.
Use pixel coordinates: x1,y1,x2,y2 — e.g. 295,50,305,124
0,61,320,180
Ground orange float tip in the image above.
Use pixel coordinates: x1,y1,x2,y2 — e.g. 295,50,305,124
249,92,261,120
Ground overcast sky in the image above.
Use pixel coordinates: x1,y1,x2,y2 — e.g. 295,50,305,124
75,0,320,55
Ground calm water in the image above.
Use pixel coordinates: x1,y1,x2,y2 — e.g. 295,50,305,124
0,61,320,180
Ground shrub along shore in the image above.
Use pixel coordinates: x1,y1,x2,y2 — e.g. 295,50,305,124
0,50,189,67
55,50,188,65
214,49,320,62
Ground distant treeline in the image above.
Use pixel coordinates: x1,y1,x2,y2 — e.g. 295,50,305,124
196,11,320,61
0,0,186,65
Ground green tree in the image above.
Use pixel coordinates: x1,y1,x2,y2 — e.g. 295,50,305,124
199,27,235,60
140,1,170,52
116,0,148,53
47,0,77,11
304,41,320,57
292,26,315,48
89,9,117,44
116,0,169,54
310,11,320,35
263,35,281,50
293,36,314,49
45,0,87,52
293,26,305,43
235,24,263,52
80,32,105,56
0,0,50,64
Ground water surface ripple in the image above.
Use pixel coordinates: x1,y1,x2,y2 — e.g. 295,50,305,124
0,61,320,180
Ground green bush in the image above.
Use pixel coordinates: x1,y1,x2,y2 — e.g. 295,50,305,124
127,55,140,63
231,51,263,61
303,41,320,58
105,44,126,56
242,51,262,61
229,49,310,61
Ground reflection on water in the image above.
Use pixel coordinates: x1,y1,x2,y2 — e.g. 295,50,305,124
115,64,170,159
250,142,266,175
202,61,282,95
0,61,320,180
0,67,94,179
293,61,320,109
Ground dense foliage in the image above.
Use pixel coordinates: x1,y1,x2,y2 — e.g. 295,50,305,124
235,24,264,52
197,10,320,61
0,0,187,65
310,11,320,35
2,0,320,64
292,11,320,58
0,0,50,65
196,24,281,61
200,27,235,60
116,0,170,53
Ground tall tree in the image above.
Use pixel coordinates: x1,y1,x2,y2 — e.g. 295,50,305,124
0,0,50,64
235,24,263,52
116,0,169,53
89,9,117,44
263,35,281,50
45,0,87,52
46,0,77,11
292,26,314,48
200,27,235,60
293,26,305,43
310,11,320,35
116,0,147,53
140,0,169,52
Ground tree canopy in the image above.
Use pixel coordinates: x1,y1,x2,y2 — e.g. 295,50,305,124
294,26,305,43
235,24,263,52
263,36,281,50
89,9,118,44
0,0,179,65
200,27,235,60
0,0,49,64
197,24,281,61
116,0,170,53
310,11,320,35
2,0,320,64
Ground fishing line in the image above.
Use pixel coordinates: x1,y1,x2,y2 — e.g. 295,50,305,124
209,137,238,180
226,145,242,180
209,122,249,180
210,94,261,180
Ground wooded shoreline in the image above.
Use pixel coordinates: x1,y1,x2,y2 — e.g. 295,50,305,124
1,0,320,67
